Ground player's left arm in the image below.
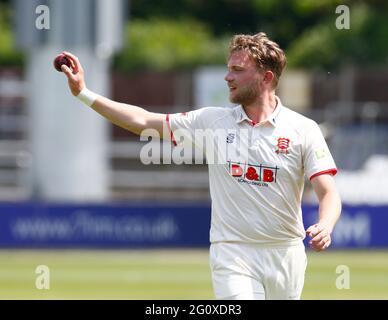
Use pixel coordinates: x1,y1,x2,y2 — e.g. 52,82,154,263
306,174,342,252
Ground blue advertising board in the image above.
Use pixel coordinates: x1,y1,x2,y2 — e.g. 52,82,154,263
0,202,211,248
303,205,388,248
0,202,387,248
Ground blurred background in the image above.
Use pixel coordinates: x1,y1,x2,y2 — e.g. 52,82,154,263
0,0,388,299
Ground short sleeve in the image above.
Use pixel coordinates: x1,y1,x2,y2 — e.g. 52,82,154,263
303,121,337,180
166,109,206,147
166,107,224,148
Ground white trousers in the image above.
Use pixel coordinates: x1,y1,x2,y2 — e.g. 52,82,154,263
210,241,307,300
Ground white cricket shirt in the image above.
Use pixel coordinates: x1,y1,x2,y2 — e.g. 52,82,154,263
166,97,337,246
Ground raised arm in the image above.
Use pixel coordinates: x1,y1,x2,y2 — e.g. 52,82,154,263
59,51,166,137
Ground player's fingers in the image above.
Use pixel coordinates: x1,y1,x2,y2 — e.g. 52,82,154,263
306,224,317,234
311,229,328,243
306,224,319,237
308,240,320,251
323,238,331,249
310,235,331,251
315,224,323,234
62,51,80,73
316,235,330,247
61,55,77,74
61,65,77,82
309,241,324,252
62,51,78,62
61,65,73,77
68,59,76,73
309,232,322,245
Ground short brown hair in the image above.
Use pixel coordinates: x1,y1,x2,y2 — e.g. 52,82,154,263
229,32,286,88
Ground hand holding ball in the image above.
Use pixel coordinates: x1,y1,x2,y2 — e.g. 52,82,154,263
54,51,87,97
53,54,71,72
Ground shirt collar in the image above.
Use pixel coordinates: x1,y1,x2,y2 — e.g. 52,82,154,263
235,96,283,127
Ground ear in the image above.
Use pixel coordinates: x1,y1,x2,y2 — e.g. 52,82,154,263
263,71,275,85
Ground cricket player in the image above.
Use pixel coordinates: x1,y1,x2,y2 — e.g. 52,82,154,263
60,32,342,300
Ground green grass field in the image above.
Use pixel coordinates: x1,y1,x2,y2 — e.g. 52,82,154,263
0,249,387,299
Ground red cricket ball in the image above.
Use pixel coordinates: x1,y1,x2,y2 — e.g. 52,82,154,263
53,54,71,72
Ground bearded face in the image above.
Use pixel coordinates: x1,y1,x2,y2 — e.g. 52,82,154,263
229,77,260,106
225,51,264,106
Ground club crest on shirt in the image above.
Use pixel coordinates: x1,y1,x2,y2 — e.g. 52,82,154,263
275,137,290,154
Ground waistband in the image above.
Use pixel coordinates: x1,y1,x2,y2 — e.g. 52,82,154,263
211,238,304,249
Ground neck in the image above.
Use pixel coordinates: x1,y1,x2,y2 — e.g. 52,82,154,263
242,92,277,123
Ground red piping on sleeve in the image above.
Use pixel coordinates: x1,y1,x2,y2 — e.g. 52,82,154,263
310,168,338,181
166,114,177,146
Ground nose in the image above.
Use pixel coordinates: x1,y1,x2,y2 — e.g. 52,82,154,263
224,71,233,82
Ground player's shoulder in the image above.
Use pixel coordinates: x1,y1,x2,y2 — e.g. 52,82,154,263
196,105,234,115
192,105,235,122
279,105,319,132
